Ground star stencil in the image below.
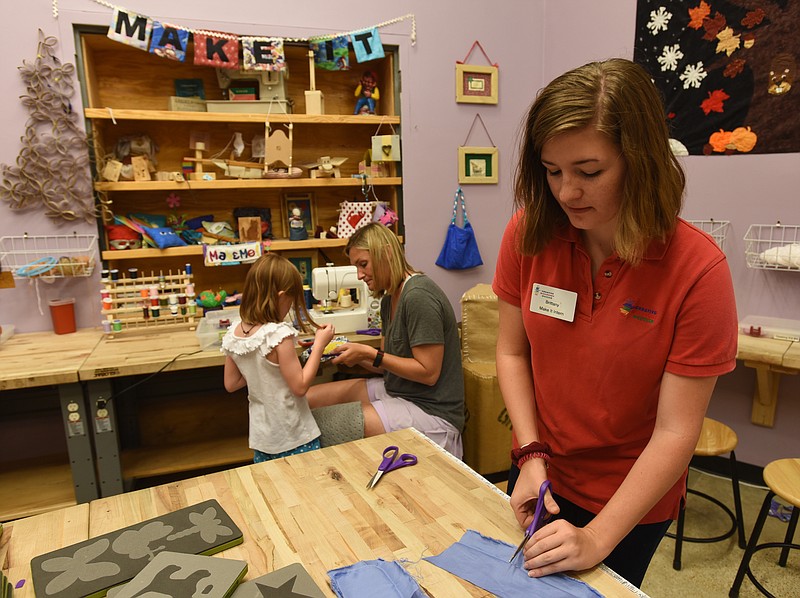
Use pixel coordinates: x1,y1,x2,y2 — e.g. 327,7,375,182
254,575,316,597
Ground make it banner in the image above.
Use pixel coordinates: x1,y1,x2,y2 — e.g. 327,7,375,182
634,0,800,155
105,5,410,72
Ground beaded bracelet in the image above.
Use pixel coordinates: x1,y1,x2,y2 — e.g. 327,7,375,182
517,451,551,468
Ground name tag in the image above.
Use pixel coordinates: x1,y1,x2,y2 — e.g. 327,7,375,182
530,283,577,322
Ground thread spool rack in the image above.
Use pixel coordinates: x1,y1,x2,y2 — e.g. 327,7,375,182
100,266,197,336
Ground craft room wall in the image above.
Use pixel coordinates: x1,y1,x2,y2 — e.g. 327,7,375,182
1,1,798,468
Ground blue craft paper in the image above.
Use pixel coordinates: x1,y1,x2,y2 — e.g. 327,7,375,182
424,530,604,598
328,559,425,598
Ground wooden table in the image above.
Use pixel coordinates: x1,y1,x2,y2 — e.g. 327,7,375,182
78,328,382,497
736,333,799,427
1,429,644,597
0,329,103,521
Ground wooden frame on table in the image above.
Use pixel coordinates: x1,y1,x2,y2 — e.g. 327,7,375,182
281,193,316,238
455,64,498,104
458,146,498,184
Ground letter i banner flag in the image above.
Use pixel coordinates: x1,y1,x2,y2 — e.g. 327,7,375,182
107,8,152,51
351,28,385,63
193,33,239,70
149,22,189,62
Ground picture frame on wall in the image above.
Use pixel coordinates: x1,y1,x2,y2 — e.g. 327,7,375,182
282,193,316,240
455,64,499,105
284,252,317,287
458,146,498,184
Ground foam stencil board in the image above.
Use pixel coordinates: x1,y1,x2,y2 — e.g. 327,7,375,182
107,551,246,598
30,499,243,598
230,563,326,598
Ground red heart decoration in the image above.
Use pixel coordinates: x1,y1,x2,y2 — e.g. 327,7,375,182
348,213,366,228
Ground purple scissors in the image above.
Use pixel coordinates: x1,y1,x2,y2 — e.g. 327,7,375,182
509,479,552,562
366,445,418,489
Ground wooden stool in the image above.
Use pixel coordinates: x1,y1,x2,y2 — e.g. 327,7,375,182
668,417,746,570
730,458,800,597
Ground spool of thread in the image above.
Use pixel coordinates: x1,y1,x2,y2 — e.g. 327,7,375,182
100,289,110,300
185,283,195,295
185,263,193,275
149,285,159,298
168,293,178,305
160,296,168,307
127,267,138,279
110,269,120,282
112,319,122,332
169,303,179,315
151,305,160,318
142,305,150,319
150,297,159,307
177,293,187,305
139,289,149,299
101,269,110,282
187,299,197,315
101,320,112,333
158,274,166,289
102,297,113,311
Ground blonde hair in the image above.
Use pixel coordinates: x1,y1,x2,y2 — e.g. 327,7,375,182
238,253,314,332
514,58,685,264
345,223,414,298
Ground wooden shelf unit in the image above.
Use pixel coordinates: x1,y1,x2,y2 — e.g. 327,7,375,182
77,30,403,292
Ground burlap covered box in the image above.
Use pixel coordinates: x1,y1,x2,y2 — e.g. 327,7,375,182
460,284,512,475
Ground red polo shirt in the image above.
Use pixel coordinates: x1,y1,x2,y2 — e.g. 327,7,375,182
493,213,737,522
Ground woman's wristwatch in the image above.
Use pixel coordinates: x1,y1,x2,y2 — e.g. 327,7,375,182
373,349,385,367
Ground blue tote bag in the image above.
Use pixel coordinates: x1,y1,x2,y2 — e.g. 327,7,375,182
435,187,483,270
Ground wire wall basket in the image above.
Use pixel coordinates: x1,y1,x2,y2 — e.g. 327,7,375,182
744,223,800,271
0,233,98,280
687,219,730,251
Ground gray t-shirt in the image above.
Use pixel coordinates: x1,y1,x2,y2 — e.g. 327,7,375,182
381,274,465,432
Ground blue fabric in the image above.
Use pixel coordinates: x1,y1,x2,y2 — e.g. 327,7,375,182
253,438,321,463
142,226,187,249
424,530,604,598
328,559,425,598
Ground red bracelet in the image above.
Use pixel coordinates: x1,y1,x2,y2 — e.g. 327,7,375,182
517,451,550,468
510,441,552,468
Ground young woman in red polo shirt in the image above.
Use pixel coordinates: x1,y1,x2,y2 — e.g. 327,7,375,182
493,58,737,587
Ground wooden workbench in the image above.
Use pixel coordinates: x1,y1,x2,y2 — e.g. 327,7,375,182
1,429,644,598
0,328,103,522
78,328,381,497
736,333,799,427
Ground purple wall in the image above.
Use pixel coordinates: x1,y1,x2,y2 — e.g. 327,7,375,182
1,0,797,466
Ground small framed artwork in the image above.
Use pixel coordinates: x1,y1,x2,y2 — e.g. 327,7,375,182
284,252,317,287
281,193,316,240
456,64,498,104
458,146,498,184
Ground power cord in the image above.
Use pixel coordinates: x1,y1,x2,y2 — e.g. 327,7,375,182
94,349,203,410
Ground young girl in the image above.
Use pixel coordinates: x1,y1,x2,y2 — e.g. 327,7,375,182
222,253,335,463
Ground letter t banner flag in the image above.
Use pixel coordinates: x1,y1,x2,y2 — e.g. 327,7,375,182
107,8,152,51
193,33,239,70
351,28,385,63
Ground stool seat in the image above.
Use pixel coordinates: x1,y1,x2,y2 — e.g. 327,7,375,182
695,417,738,457
730,458,800,597
764,459,800,509
668,418,746,570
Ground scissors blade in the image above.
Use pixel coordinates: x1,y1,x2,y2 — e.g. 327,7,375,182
508,530,531,563
367,470,385,490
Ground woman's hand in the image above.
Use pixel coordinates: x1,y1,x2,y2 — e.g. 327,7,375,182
510,460,558,529
523,519,606,578
331,342,372,367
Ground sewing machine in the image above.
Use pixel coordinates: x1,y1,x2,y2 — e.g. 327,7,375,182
310,265,370,332
207,68,292,114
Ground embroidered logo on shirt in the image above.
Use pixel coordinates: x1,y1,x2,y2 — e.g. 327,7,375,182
620,299,657,323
